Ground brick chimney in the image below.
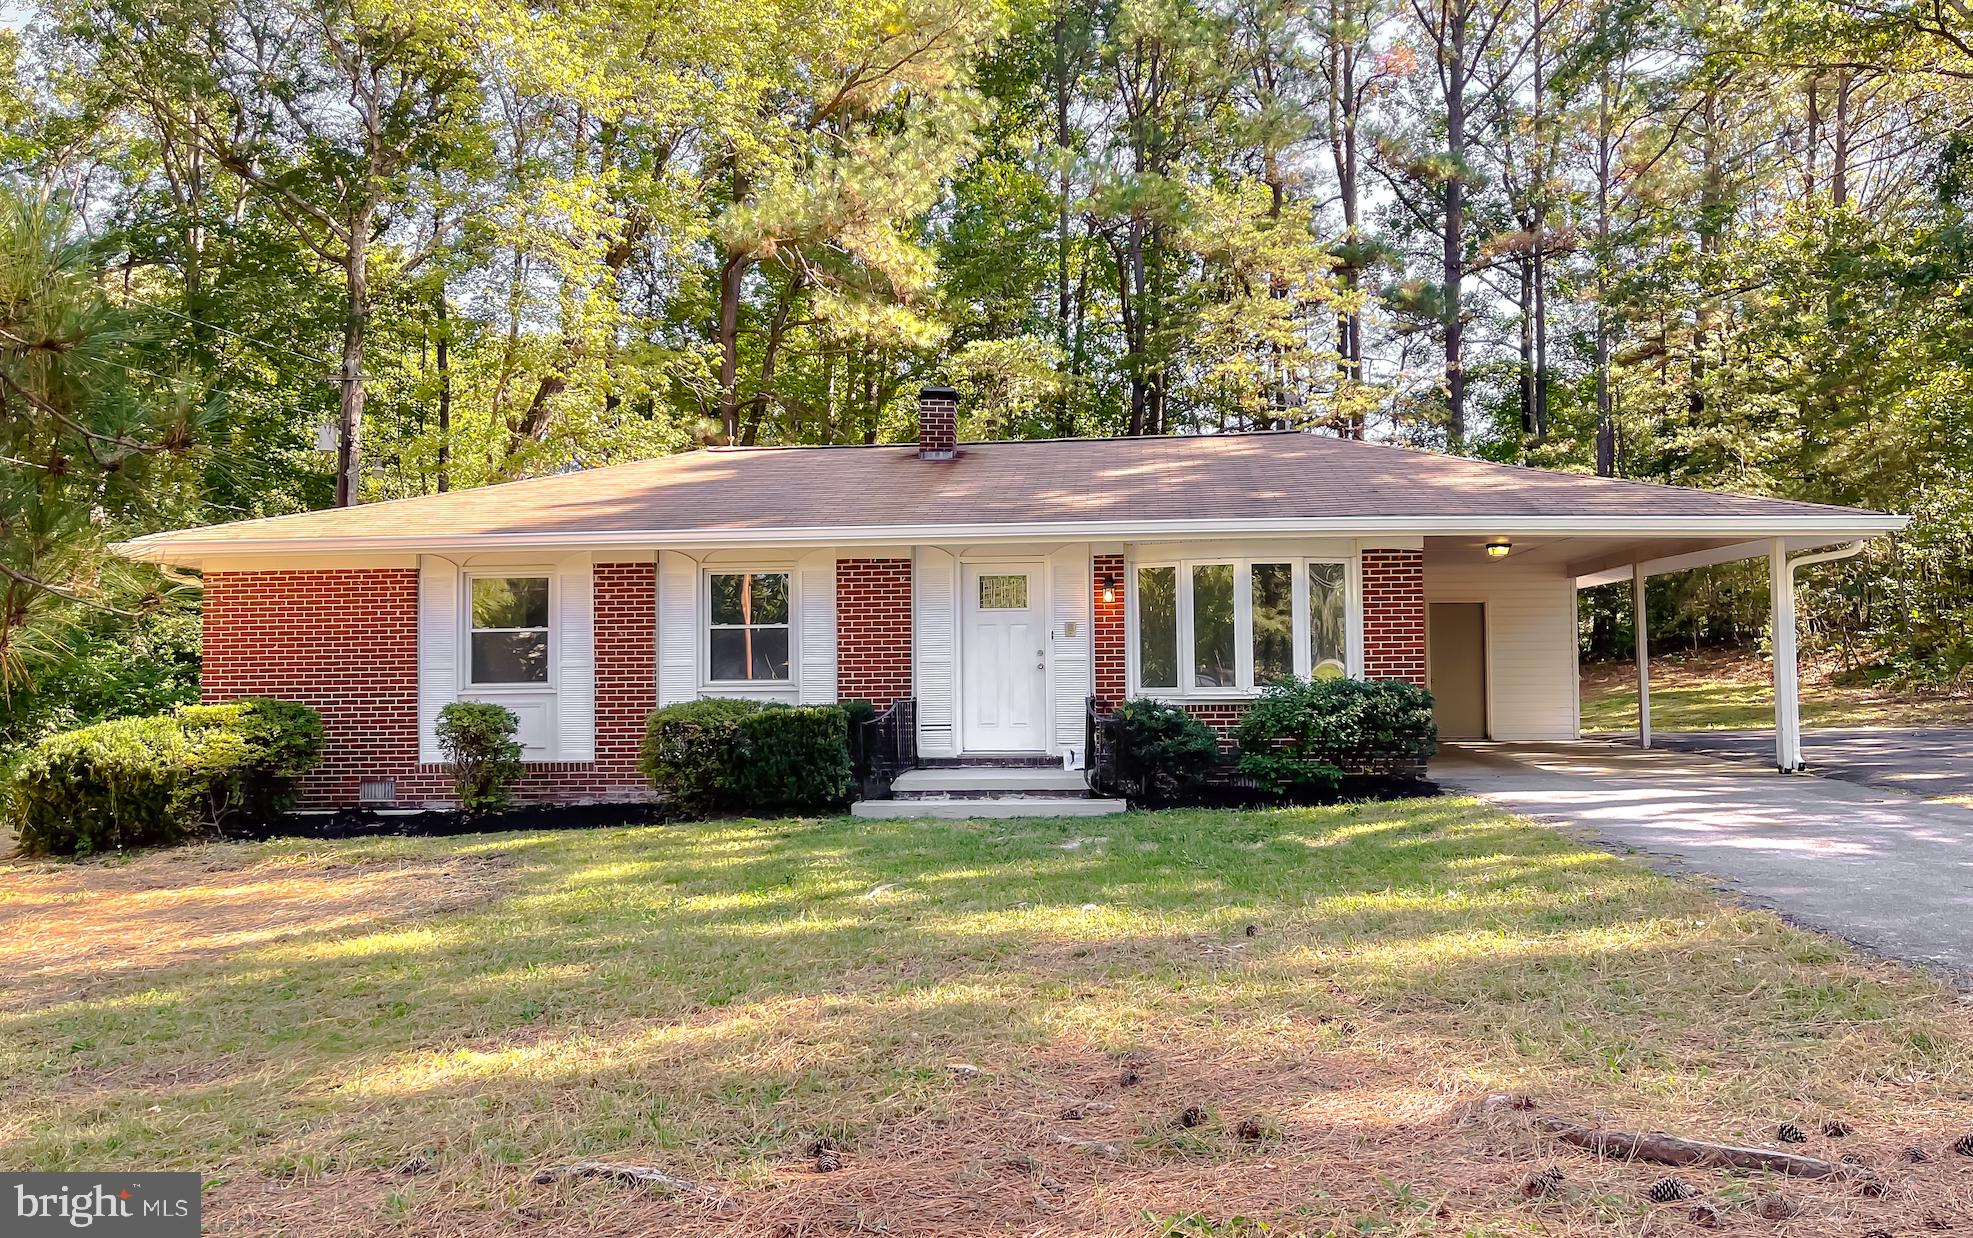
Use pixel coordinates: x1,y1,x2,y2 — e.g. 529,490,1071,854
918,386,958,460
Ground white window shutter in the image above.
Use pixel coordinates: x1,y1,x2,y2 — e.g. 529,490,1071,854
417,555,461,764
913,547,957,757
656,550,699,706
556,553,596,761
797,551,837,704
1049,546,1092,755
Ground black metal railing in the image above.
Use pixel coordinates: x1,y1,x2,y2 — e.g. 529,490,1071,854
1084,696,1119,797
852,697,918,800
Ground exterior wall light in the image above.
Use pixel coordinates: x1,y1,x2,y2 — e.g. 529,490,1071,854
1100,574,1118,603
1485,537,1512,559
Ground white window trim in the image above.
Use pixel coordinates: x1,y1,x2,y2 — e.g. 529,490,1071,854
461,569,557,692
701,565,800,692
1126,553,1360,701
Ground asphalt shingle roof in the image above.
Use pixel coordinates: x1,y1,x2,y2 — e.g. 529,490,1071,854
122,431,1891,553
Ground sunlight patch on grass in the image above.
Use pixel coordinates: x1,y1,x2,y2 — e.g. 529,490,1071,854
3,803,1969,1236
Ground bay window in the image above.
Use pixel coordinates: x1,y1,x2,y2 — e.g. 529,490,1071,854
1130,556,1353,695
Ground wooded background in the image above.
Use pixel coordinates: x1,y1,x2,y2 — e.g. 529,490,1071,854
3,0,1971,748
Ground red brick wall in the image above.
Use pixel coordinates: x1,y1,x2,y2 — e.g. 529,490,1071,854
203,563,656,809
1361,549,1427,684
592,562,658,785
1093,552,1126,707
835,558,913,707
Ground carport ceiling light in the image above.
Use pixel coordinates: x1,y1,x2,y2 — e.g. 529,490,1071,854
1485,536,1512,559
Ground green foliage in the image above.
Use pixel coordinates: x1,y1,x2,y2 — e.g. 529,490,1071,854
435,702,525,814
0,602,201,765
7,698,324,855
641,698,852,814
640,697,764,815
1111,697,1222,800
729,706,853,811
0,187,207,691
1235,679,1438,797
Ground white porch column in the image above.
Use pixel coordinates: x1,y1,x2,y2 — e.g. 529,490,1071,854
1769,538,1803,771
1632,562,1651,749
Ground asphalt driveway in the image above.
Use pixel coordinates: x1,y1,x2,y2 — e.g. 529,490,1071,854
1434,741,1973,983
1652,726,1973,800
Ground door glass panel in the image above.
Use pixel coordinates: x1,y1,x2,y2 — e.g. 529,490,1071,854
1309,562,1347,677
1251,562,1293,684
978,574,1028,609
1191,563,1236,687
1136,566,1178,688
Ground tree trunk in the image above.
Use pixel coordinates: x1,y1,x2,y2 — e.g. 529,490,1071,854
1443,11,1468,450
716,252,746,443
1054,0,1075,435
435,287,451,494
335,208,371,507
1594,69,1616,477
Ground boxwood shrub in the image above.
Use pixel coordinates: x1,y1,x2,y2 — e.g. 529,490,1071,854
641,697,762,815
641,698,854,815
436,701,525,813
1235,677,1437,797
1110,697,1223,800
730,705,853,811
8,698,325,855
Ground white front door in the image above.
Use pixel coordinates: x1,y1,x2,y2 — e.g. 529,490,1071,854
961,564,1048,753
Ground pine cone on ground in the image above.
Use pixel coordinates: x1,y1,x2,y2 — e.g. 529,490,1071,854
1822,1118,1854,1137
1647,1177,1697,1203
1522,1166,1565,1199
1902,1145,1932,1164
1954,1131,1973,1158
1776,1122,1808,1144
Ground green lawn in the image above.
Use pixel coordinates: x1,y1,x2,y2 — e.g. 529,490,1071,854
1582,652,1973,733
3,805,1968,1236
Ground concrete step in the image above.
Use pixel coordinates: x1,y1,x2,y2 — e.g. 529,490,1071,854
892,766,1091,798
851,796,1126,819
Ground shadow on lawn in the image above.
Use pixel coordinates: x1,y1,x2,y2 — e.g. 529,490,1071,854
3,799,1958,1194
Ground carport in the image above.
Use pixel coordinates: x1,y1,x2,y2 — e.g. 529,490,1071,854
1572,535,1907,771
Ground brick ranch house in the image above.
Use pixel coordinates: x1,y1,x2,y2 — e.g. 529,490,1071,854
117,389,1905,809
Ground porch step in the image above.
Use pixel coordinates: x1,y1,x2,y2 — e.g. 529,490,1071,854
891,766,1090,798
918,755,1063,768
851,795,1126,819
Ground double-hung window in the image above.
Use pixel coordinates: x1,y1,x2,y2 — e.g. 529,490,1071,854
1131,557,1353,695
469,575,551,685
708,570,791,683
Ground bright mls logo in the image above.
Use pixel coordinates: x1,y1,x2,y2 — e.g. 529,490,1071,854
1,1173,199,1235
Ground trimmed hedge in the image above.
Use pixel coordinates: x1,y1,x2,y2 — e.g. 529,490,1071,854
1110,697,1221,800
436,701,525,813
1235,677,1437,796
8,698,325,855
641,697,761,815
731,705,853,810
640,698,853,815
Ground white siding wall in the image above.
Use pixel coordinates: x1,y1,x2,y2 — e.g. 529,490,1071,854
1424,558,1578,740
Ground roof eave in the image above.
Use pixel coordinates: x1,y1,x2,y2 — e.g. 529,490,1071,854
113,512,1909,566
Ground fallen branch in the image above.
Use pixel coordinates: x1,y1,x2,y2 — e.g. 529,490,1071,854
532,1160,729,1203
1482,1096,1876,1186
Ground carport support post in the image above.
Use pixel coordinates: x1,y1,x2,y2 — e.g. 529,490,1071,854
1769,538,1804,772
1632,562,1651,749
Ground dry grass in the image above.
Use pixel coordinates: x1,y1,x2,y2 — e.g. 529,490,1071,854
3,805,1970,1237
1582,649,1973,733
